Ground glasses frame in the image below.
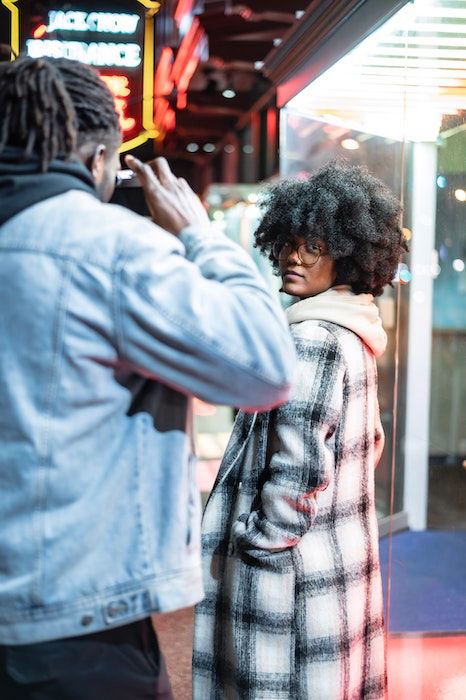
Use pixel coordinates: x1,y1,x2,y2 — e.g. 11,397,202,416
272,241,326,267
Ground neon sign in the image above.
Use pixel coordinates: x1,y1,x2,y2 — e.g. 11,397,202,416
26,39,142,67
101,75,136,132
1,0,162,150
46,11,140,34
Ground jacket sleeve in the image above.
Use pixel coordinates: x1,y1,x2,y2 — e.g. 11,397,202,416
113,222,296,411
232,326,346,553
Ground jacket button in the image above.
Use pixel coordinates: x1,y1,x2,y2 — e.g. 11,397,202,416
81,614,93,626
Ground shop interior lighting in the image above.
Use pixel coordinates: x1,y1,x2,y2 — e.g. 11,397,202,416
203,143,215,152
224,144,236,153
288,0,466,142
454,189,466,201
340,138,360,150
222,88,236,98
186,142,199,152
452,259,465,272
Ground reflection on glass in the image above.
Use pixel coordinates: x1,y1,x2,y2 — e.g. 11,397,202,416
281,0,466,696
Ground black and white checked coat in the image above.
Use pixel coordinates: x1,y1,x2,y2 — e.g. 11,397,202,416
193,316,386,699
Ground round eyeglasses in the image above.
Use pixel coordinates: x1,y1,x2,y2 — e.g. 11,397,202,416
272,241,325,267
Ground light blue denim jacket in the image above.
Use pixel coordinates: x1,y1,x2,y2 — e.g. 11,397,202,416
0,190,295,644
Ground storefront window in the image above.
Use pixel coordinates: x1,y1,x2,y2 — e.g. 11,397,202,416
281,0,466,694
195,183,281,497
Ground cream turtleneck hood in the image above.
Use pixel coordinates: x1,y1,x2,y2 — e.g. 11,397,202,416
285,285,387,358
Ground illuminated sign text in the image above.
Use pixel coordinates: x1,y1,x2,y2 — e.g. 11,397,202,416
46,11,139,34
100,75,136,132
26,39,141,67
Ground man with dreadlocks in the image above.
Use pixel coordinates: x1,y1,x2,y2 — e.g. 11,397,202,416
0,56,295,698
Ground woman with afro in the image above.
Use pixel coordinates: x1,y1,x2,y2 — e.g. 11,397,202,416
193,161,407,699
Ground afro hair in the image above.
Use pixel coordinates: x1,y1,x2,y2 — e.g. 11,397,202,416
254,161,408,296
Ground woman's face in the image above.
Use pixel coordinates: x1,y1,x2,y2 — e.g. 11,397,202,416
277,236,336,299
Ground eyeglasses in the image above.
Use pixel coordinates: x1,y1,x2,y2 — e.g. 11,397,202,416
272,241,326,267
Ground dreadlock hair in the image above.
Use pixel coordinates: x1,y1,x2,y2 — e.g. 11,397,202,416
254,161,408,297
52,57,120,156
0,56,120,172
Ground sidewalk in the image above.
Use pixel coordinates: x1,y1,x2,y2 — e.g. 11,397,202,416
153,607,194,699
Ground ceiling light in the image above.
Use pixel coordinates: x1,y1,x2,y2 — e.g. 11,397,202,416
222,88,236,99
242,145,254,154
454,188,466,202
186,143,199,152
203,143,215,152
340,138,360,150
224,144,236,153
453,258,465,272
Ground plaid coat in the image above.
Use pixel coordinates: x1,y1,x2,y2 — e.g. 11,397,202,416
193,319,386,699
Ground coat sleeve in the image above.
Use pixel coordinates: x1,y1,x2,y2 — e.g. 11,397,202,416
113,223,296,411
232,325,346,553
374,396,385,468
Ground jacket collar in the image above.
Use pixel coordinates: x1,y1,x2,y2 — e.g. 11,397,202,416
0,147,97,226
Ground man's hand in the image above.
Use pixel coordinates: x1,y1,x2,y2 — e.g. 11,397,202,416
124,155,210,235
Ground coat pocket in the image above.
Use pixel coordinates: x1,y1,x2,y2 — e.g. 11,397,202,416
238,546,294,572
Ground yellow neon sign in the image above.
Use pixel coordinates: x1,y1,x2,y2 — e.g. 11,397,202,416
1,0,160,151
1,0,19,59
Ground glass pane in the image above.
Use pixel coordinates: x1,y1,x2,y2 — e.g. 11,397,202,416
282,0,466,696
195,183,281,499
280,112,409,521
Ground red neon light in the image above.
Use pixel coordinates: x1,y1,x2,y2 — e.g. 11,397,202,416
101,75,130,97
33,24,47,39
154,47,174,97
177,54,199,95
165,107,176,131
171,18,203,84
114,98,136,131
100,75,135,132
154,97,169,126
154,98,176,133
177,91,187,109
174,0,195,26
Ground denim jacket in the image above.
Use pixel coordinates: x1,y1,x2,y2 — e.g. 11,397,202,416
0,190,295,644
